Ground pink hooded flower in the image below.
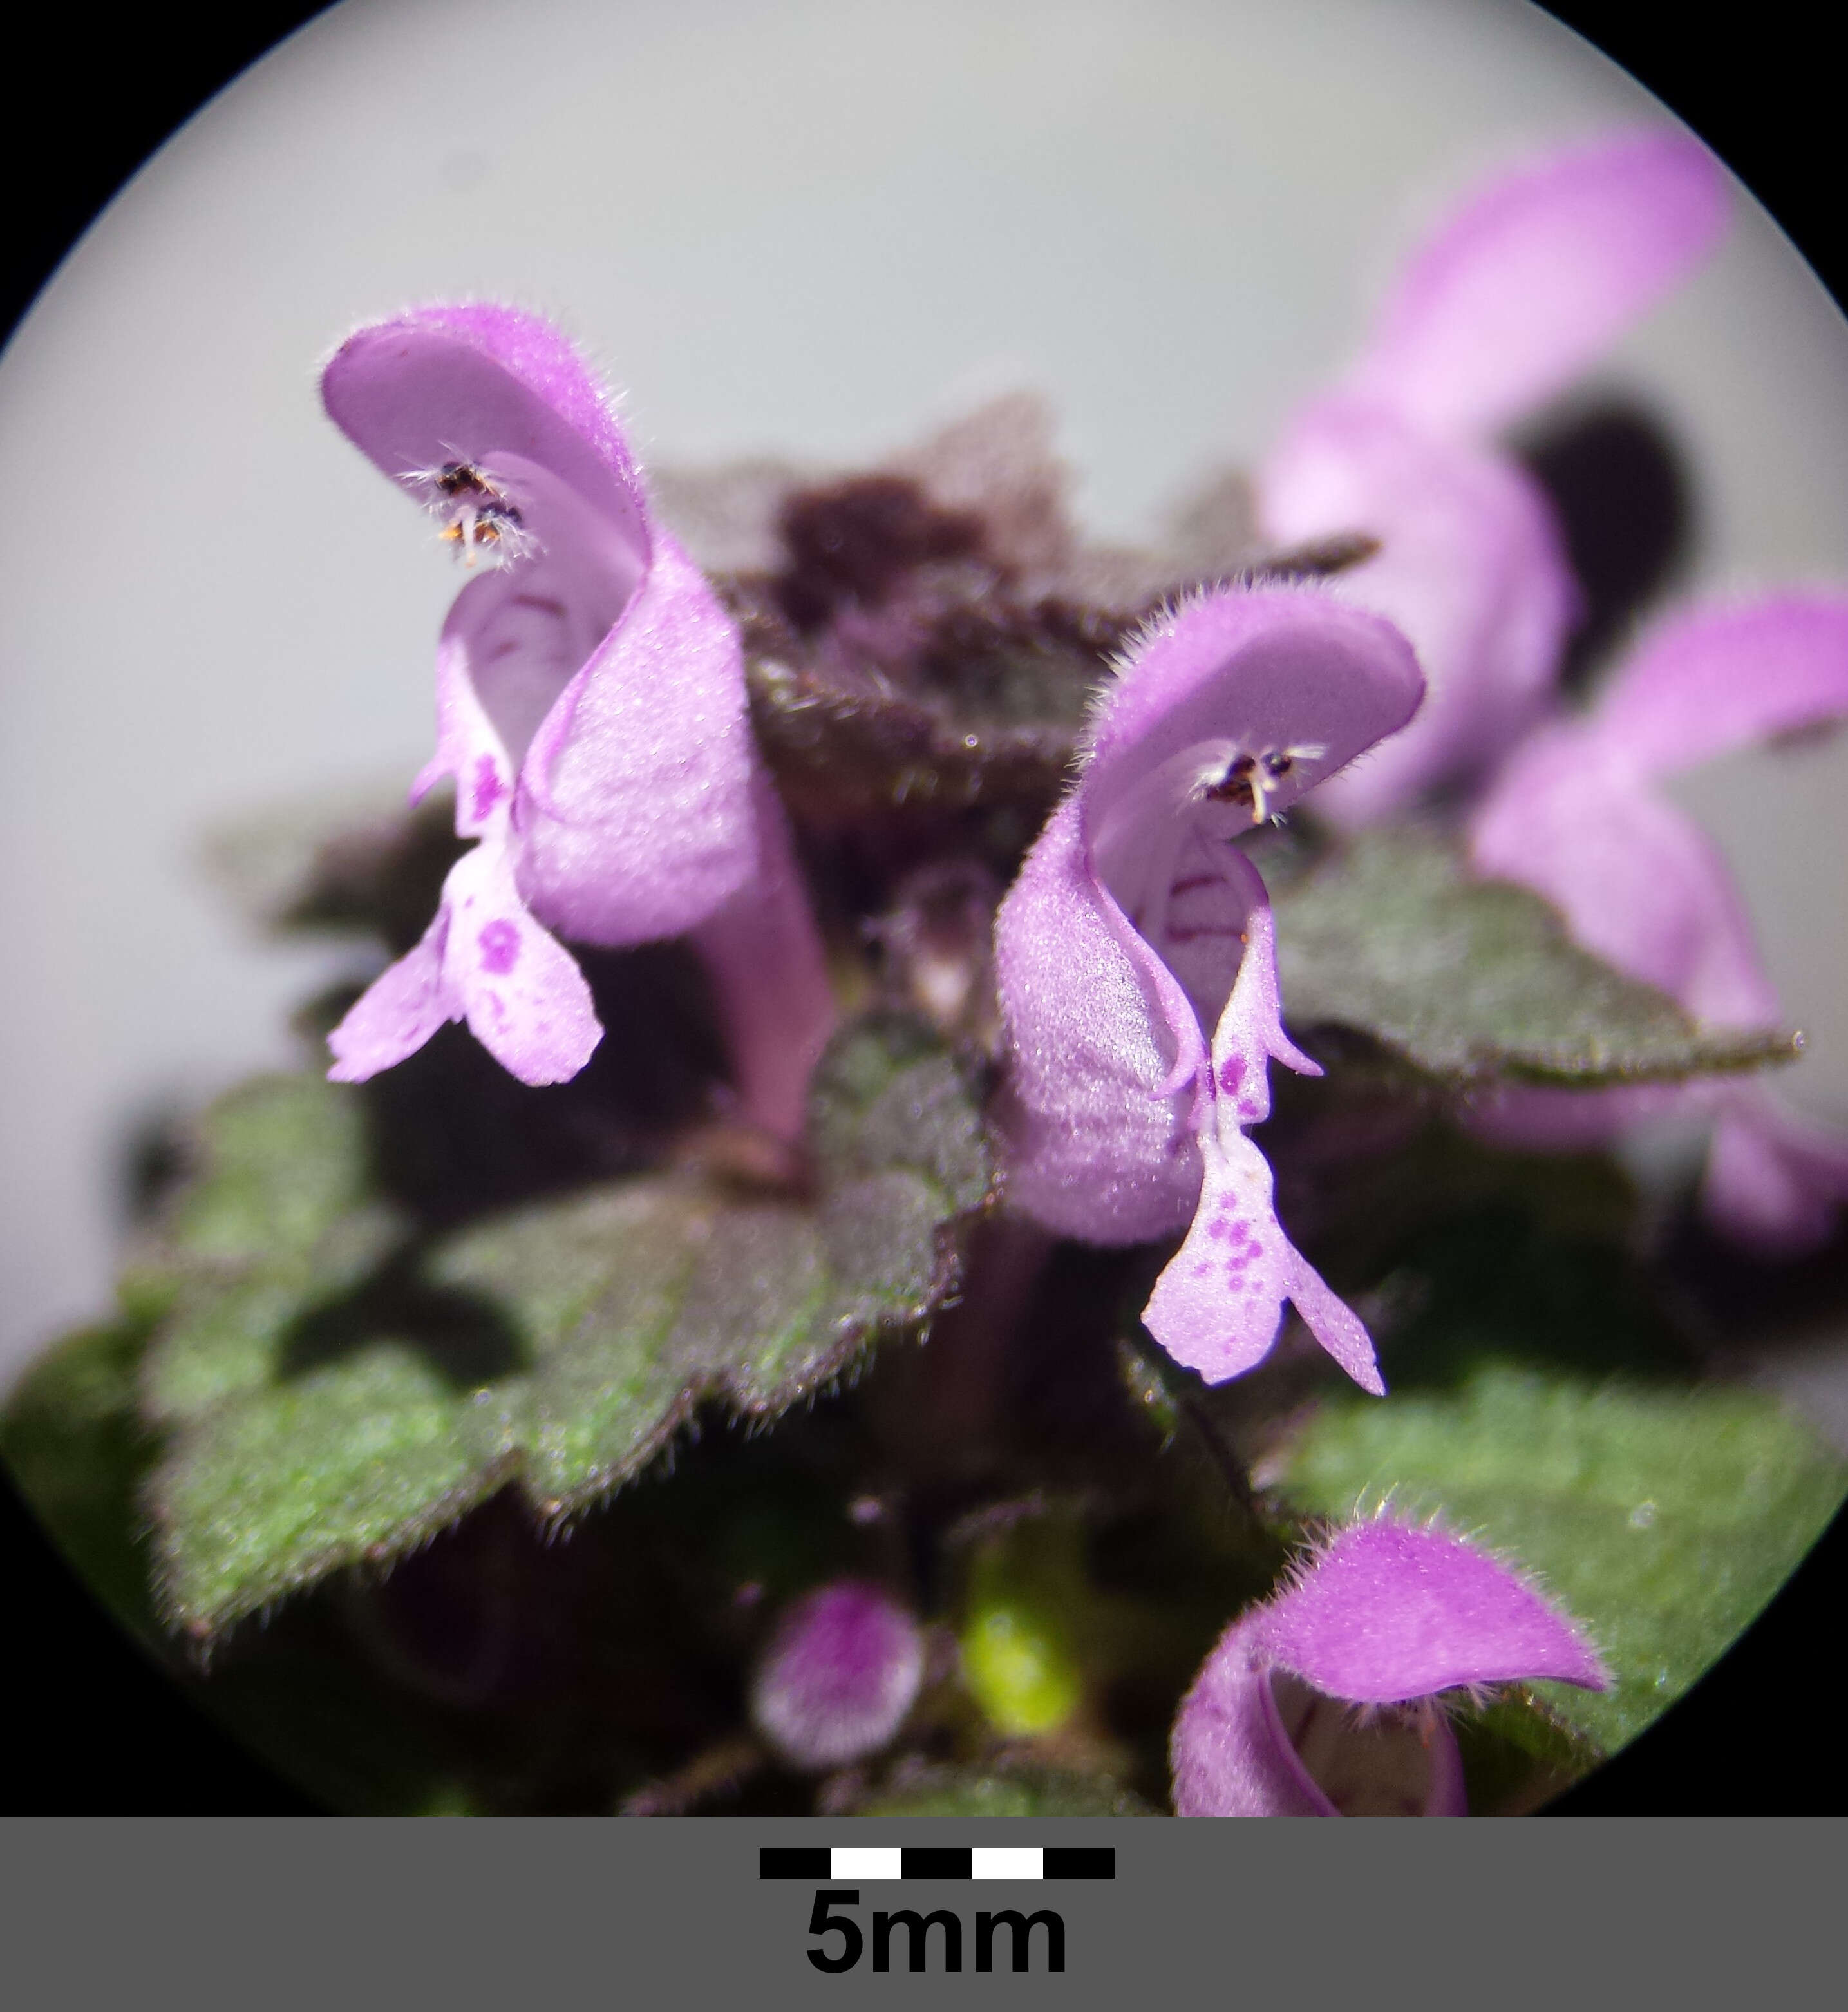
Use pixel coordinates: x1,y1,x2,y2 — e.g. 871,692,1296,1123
1171,1519,1606,1817
1259,128,1728,825
1469,595,1848,1254
320,304,834,1136
994,588,1423,1390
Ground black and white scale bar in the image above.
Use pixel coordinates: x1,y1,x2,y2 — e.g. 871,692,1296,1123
760,1847,1112,1881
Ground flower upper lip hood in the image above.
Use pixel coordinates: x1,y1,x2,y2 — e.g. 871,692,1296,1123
1468,594,1848,1253
1171,1519,1607,1817
994,586,1423,1392
1259,128,1729,826
320,304,834,1134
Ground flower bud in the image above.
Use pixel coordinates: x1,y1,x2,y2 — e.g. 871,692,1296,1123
750,1580,925,1770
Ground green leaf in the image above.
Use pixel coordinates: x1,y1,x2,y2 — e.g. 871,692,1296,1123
1450,1685,1602,1816
1278,1364,1847,1756
145,1014,992,1637
853,1761,1159,1817
1,1318,163,1638
137,1074,407,1422
1,1318,484,1815
155,1345,524,1631
1272,831,1798,1087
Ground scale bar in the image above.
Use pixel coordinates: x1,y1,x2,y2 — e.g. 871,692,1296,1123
759,1846,1113,1881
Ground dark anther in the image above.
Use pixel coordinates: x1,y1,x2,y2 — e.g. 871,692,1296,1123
1203,753,1259,807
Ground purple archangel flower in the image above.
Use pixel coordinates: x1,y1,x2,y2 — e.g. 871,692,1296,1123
319,305,834,1136
1258,128,1728,826
994,588,1423,1392
1469,595,1848,1253
1171,1519,1606,1817
748,1580,927,1770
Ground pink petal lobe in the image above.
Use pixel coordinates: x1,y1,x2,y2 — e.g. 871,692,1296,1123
1143,1129,1298,1385
1143,1130,1382,1394
438,840,601,1087
1207,850,1321,1110
1171,1617,1337,1817
1347,128,1728,436
1284,1262,1386,1397
1591,595,1848,776
1143,879,1381,1394
415,581,525,833
1469,723,1782,1027
326,923,455,1083
1702,1094,1848,1257
1257,1522,1608,1704
994,799,1205,1244
1263,404,1576,822
517,532,759,945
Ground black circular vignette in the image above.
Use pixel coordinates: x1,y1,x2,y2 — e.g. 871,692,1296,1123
1534,0,1848,1819
2,1465,321,1813
3,0,335,1816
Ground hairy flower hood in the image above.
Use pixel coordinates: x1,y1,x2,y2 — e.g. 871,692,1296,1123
320,304,833,1132
994,586,1422,1390
1259,127,1728,824
1171,1519,1607,1817
1469,594,1848,1253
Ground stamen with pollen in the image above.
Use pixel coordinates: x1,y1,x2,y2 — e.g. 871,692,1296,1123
1203,742,1329,824
438,499,532,568
404,459,535,569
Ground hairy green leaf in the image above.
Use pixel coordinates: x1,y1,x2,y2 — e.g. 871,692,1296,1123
1273,831,1798,1086
1278,1364,1846,1754
1,1318,163,1638
144,1015,992,1637
137,1074,407,1423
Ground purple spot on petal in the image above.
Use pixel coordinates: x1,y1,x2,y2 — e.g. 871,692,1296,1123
479,920,520,975
1218,1055,1246,1096
471,755,506,822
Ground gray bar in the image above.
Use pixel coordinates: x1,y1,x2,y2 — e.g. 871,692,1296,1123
5,1817,1838,2007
